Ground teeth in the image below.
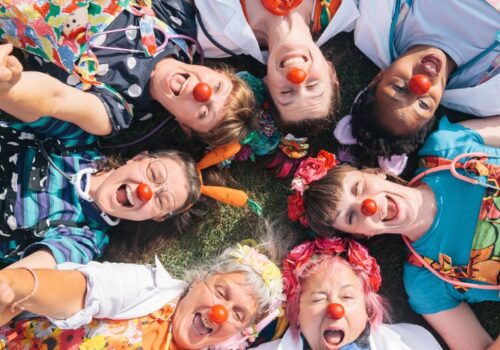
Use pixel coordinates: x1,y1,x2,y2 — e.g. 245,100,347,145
126,185,135,206
178,75,189,95
282,56,306,68
381,197,388,221
201,315,211,329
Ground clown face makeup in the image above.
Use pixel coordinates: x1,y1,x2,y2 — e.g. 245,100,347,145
171,271,258,349
299,261,369,350
150,59,233,134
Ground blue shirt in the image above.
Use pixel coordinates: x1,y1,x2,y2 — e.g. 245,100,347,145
0,118,109,264
403,117,500,314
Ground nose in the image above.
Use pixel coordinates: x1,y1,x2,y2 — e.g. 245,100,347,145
208,304,228,324
193,82,212,102
327,303,345,320
361,198,378,217
286,67,307,85
408,74,431,95
136,183,153,202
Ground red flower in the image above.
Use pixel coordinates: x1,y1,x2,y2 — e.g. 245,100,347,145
287,192,305,222
314,236,345,255
287,241,315,266
294,157,328,185
348,240,381,292
317,150,338,169
282,261,299,296
60,328,85,350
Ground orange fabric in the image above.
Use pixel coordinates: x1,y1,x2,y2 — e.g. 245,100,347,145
240,0,250,23
201,186,249,207
197,142,241,170
311,0,342,34
142,304,175,350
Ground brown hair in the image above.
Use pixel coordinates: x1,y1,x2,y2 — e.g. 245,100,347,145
194,69,257,147
273,61,340,137
303,164,356,236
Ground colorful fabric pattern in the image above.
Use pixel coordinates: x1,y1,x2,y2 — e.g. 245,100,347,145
0,117,108,264
0,303,176,350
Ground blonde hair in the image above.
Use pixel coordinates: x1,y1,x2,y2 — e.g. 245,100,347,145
195,70,256,147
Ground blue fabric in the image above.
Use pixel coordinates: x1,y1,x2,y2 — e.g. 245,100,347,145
0,118,109,264
403,117,500,314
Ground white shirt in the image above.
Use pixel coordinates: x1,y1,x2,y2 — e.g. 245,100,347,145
354,0,500,117
194,0,360,63
251,324,442,350
50,257,186,329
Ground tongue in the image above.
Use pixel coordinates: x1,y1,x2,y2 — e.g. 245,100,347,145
193,314,211,336
170,74,186,95
116,186,128,205
386,197,397,221
324,330,344,346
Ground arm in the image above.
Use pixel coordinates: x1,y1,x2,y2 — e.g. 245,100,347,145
459,115,500,147
0,43,112,136
0,267,86,326
423,302,493,350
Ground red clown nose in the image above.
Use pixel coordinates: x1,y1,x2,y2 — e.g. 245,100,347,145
361,198,377,217
193,82,212,102
408,74,431,95
208,304,228,324
286,68,307,84
327,303,345,319
136,183,153,202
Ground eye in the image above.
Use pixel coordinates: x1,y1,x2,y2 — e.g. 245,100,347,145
392,84,405,93
418,99,430,110
281,89,293,95
348,210,355,225
215,81,222,93
234,308,244,322
306,82,319,89
352,181,360,196
216,286,227,300
342,295,354,300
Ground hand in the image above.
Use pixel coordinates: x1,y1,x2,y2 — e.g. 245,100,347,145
0,279,16,326
0,43,23,93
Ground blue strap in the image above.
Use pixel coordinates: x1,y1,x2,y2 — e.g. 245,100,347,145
388,0,402,62
450,29,500,79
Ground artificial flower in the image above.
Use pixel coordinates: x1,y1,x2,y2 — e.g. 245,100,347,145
317,150,338,169
294,157,328,185
287,193,305,222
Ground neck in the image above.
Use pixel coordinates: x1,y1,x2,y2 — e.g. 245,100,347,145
244,0,314,47
149,57,175,102
88,169,113,201
401,184,436,242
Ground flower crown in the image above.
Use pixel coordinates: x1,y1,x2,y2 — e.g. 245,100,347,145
282,237,382,301
287,150,338,227
210,244,284,350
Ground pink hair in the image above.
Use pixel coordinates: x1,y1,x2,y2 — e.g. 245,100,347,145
286,255,389,340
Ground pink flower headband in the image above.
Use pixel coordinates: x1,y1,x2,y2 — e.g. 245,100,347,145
287,150,338,227
282,237,382,301
333,88,408,176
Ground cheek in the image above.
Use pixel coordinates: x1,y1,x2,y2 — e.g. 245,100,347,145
345,299,369,329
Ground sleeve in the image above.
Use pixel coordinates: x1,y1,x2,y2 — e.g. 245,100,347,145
403,263,460,315
376,324,442,350
22,226,109,265
418,117,492,160
88,86,133,137
153,0,197,38
49,258,186,329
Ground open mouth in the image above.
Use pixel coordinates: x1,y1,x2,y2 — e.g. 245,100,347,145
169,73,190,96
382,196,398,222
280,54,308,68
420,54,442,77
192,313,213,336
323,329,345,347
116,184,134,208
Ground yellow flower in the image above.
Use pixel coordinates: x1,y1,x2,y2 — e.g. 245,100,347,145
79,334,107,350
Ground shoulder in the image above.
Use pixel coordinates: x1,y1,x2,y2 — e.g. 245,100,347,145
418,116,483,158
371,323,442,350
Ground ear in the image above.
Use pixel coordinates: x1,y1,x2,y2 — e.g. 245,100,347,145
262,75,268,87
327,61,339,88
369,70,384,87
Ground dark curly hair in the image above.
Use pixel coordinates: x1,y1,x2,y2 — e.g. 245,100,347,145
350,84,437,158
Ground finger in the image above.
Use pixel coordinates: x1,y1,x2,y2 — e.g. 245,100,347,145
6,55,23,76
0,43,14,62
0,66,13,82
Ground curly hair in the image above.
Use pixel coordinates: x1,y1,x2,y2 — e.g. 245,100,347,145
350,84,437,158
194,68,257,147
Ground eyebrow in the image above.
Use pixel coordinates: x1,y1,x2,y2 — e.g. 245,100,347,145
278,89,326,107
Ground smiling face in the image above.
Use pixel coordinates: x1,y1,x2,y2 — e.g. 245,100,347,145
171,272,258,349
266,41,335,123
299,260,368,350
329,170,421,237
91,154,189,221
373,45,455,135
150,59,233,133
